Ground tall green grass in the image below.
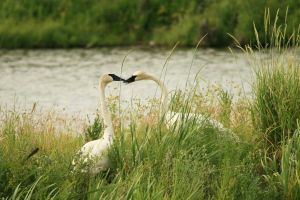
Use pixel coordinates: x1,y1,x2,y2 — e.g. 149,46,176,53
245,9,300,151
253,64,300,148
246,9,299,199
0,91,268,199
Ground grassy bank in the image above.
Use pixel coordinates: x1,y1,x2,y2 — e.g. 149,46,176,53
0,87,266,199
0,0,299,48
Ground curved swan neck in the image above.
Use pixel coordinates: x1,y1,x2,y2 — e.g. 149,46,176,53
99,82,114,141
147,75,168,116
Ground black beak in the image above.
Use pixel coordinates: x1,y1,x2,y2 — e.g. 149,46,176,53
108,74,125,81
124,75,137,83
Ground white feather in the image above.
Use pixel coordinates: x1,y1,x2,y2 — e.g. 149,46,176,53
72,74,116,174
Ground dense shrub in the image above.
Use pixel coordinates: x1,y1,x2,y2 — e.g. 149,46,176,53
0,0,298,48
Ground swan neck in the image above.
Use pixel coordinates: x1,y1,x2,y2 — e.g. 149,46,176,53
99,82,114,140
148,75,168,116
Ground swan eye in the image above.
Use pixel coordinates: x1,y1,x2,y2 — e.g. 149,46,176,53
108,74,124,81
124,75,137,83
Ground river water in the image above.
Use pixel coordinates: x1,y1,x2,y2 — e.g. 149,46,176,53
0,48,253,116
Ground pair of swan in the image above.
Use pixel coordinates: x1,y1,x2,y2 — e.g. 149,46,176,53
74,71,237,174
126,71,234,131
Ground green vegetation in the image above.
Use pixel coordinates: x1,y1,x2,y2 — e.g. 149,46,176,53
1,11,300,200
0,87,265,199
0,0,299,48
253,60,300,149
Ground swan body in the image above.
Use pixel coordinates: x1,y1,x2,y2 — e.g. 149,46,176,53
75,135,111,174
125,71,239,141
73,73,123,174
165,111,239,141
165,111,226,130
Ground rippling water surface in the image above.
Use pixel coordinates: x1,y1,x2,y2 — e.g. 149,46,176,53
0,48,253,116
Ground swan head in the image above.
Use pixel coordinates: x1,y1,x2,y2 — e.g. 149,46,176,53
100,74,124,85
124,71,152,83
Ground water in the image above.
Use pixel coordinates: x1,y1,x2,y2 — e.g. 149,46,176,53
0,48,253,116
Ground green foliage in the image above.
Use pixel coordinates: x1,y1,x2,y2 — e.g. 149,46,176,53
0,90,267,199
84,114,104,142
0,109,81,199
253,64,300,148
261,128,300,199
280,129,300,198
245,12,300,198
249,11,300,150
0,0,298,48
218,88,233,127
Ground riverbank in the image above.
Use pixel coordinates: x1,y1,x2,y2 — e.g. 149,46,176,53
0,0,298,48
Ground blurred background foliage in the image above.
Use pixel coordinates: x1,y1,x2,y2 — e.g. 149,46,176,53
0,0,299,48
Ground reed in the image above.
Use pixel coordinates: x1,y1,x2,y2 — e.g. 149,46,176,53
247,9,300,150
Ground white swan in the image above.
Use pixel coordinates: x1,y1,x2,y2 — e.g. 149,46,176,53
72,73,124,174
124,71,239,141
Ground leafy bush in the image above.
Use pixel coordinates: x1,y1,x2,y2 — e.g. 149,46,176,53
0,0,298,48
84,114,104,142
